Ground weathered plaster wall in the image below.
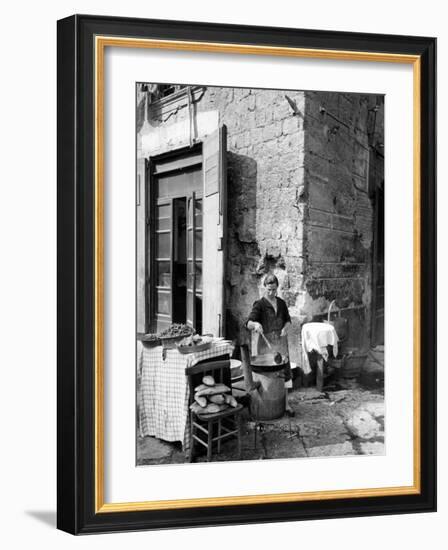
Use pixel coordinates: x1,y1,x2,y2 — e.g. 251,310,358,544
214,88,306,356
137,86,306,358
299,91,384,351
137,86,219,156
137,85,383,359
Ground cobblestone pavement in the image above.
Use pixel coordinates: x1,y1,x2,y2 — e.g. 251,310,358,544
137,380,384,465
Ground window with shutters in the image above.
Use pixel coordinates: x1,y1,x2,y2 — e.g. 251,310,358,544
138,126,227,337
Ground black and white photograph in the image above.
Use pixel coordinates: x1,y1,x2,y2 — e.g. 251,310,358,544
136,82,385,465
0,0,440,542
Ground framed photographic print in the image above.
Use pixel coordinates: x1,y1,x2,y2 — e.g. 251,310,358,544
57,14,436,534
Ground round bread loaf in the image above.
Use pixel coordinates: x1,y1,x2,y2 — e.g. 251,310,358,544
202,375,215,386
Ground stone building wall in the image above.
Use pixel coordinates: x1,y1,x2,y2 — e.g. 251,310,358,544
214,88,306,350
138,86,306,355
137,85,383,360
298,91,384,352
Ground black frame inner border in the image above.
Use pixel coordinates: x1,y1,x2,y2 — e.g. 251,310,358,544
57,14,436,535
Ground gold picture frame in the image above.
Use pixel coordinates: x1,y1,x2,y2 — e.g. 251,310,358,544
58,15,436,534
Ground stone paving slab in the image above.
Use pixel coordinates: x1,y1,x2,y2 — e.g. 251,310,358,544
137,383,385,465
362,401,385,418
251,421,308,459
359,441,385,455
307,442,355,457
345,409,381,439
290,394,350,449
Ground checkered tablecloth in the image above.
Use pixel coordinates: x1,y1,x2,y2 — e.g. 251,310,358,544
139,341,234,453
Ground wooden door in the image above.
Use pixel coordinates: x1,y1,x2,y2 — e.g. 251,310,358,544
202,126,227,337
149,158,203,332
154,198,173,332
136,157,147,335
185,192,203,332
186,192,197,330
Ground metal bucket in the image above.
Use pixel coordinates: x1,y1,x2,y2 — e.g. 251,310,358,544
250,353,287,420
250,369,286,420
250,353,287,373
240,346,287,420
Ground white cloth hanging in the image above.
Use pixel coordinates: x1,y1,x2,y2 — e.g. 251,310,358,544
301,322,339,375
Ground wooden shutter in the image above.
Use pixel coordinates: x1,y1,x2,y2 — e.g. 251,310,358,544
202,126,227,337
136,157,147,334
154,198,174,332
186,192,197,329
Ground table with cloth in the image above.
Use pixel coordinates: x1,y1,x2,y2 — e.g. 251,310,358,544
139,340,234,454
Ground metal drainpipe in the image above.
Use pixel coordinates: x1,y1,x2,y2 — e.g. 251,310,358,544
187,86,193,147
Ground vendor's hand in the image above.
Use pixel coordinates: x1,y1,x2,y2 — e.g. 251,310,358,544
252,322,264,334
280,327,289,337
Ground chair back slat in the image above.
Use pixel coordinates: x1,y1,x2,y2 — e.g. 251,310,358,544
185,359,231,404
185,359,230,376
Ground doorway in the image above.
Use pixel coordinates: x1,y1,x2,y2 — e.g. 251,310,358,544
172,198,187,324
150,156,203,334
371,180,384,346
144,126,227,337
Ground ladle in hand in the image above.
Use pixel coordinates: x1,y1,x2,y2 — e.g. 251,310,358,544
260,332,283,364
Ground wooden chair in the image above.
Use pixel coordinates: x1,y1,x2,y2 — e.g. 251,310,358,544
185,359,245,462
